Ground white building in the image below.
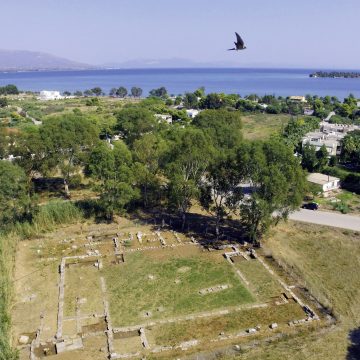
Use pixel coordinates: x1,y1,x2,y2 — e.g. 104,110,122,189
39,90,63,101
186,109,200,118
302,131,342,156
307,173,340,192
154,114,172,124
289,96,307,103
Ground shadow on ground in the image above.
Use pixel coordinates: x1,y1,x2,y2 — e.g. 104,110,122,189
130,210,249,248
347,327,360,360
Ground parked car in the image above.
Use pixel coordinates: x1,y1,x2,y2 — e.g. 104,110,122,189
301,202,319,210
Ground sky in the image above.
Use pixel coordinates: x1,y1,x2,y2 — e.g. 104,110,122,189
1,0,360,69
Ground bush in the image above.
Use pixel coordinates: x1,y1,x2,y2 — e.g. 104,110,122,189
86,97,100,106
0,98,8,108
333,201,349,214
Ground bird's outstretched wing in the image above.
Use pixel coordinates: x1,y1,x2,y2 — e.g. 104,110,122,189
235,32,244,47
227,48,236,51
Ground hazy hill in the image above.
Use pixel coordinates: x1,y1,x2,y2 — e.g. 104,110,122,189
102,57,243,69
0,50,93,71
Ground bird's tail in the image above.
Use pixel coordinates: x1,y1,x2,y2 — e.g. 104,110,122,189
227,48,236,51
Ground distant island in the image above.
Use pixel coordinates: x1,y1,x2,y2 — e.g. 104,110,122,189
310,71,360,78
0,49,94,72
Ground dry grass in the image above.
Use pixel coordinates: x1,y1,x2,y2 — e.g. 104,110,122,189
241,114,290,140
265,221,360,322
149,302,305,347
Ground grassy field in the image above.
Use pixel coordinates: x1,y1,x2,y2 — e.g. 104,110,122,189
241,114,291,140
102,248,254,327
149,302,305,347
221,221,360,360
234,260,283,302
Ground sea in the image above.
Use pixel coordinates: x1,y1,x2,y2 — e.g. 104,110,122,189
0,68,360,99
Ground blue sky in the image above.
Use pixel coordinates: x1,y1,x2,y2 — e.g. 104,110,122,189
1,0,360,68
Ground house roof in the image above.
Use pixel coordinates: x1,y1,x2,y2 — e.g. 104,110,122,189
307,173,340,185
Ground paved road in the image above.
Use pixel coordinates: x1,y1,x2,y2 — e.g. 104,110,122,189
289,209,360,231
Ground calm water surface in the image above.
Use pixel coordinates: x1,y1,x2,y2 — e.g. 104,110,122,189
0,68,359,98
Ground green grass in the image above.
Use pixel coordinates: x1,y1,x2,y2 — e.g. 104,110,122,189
241,114,291,140
235,260,283,301
150,302,305,347
103,251,254,326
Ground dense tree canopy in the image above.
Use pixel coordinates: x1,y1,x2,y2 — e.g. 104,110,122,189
116,107,157,145
341,130,360,165
0,161,30,226
40,114,99,182
240,139,306,245
131,87,143,97
0,84,19,95
192,109,242,151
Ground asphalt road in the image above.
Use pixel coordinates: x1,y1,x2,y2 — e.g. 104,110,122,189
289,209,360,231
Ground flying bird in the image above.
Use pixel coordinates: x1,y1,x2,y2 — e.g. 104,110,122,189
228,32,247,51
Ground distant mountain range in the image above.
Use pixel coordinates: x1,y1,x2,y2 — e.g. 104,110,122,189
0,50,94,71
102,57,244,69
0,50,288,71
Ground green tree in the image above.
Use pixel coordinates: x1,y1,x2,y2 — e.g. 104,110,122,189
240,139,306,245
282,117,320,148
341,130,360,165
116,87,128,98
149,87,168,98
0,128,7,159
174,96,182,106
116,107,157,145
109,88,117,96
0,84,19,95
91,87,103,96
315,144,329,171
338,103,354,118
100,180,139,220
193,87,205,98
301,143,318,172
12,128,47,181
166,128,214,229
84,89,93,96
0,161,30,225
74,90,83,97
200,153,244,239
200,93,223,109
86,141,138,220
183,93,199,109
40,114,99,190
192,109,242,151
132,133,168,206
131,87,143,97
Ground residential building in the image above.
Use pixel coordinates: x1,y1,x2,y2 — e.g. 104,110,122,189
186,109,200,118
320,122,360,134
307,173,340,192
39,90,63,101
289,96,307,103
154,114,172,124
301,122,360,156
304,108,314,116
302,131,341,156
